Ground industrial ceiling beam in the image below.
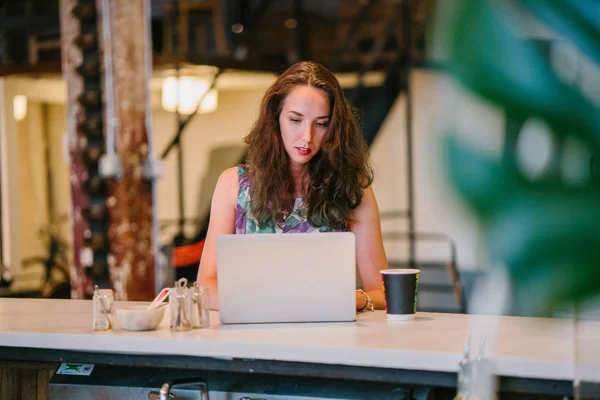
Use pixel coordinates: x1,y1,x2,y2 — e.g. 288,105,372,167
231,0,275,60
293,0,308,62
330,0,380,72
0,15,58,30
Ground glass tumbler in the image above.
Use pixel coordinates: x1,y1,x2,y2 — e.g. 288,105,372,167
188,284,210,329
169,286,192,331
93,285,113,331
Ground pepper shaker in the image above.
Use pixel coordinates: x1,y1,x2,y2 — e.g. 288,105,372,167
169,278,191,331
188,283,210,329
93,285,113,330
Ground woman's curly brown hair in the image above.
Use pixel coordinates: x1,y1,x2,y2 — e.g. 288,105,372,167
243,61,373,230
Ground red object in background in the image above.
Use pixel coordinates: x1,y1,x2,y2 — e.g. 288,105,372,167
173,240,205,268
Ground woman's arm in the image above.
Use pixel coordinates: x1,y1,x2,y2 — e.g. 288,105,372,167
197,167,239,310
349,186,388,310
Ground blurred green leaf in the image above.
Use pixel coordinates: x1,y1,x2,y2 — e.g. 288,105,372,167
436,0,600,315
521,0,600,66
443,0,600,148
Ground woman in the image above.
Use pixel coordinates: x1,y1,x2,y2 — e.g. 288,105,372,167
197,61,388,311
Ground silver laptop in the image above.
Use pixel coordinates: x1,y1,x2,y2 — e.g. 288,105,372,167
216,232,356,324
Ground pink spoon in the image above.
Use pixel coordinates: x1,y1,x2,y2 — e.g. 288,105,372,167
147,287,170,310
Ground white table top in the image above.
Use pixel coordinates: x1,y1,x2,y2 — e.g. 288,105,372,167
0,298,586,382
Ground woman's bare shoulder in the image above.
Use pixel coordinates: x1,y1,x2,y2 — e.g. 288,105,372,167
352,186,378,220
220,166,241,183
213,167,241,205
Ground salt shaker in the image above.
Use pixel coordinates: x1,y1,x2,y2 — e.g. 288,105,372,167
188,283,210,329
93,285,113,330
169,278,191,331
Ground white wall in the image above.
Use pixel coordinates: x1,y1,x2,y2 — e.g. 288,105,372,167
370,70,504,271
46,104,72,246
16,102,50,263
1,70,505,275
368,90,409,262
0,79,23,271
0,85,267,271
1,79,75,278
154,70,504,270
0,92,69,280
152,89,263,240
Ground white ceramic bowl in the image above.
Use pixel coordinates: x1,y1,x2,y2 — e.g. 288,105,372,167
114,303,166,331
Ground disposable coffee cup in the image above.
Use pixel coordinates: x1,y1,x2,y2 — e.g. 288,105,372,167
381,269,420,321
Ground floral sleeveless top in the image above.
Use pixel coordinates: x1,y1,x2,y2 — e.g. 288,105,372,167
235,166,347,234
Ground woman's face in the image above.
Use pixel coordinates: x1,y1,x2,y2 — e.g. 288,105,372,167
279,85,331,169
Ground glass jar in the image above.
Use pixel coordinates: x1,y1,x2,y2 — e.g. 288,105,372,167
188,284,210,329
169,285,192,331
93,285,113,331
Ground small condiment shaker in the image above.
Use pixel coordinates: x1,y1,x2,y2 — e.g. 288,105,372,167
169,278,191,331
93,285,113,331
187,283,210,329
